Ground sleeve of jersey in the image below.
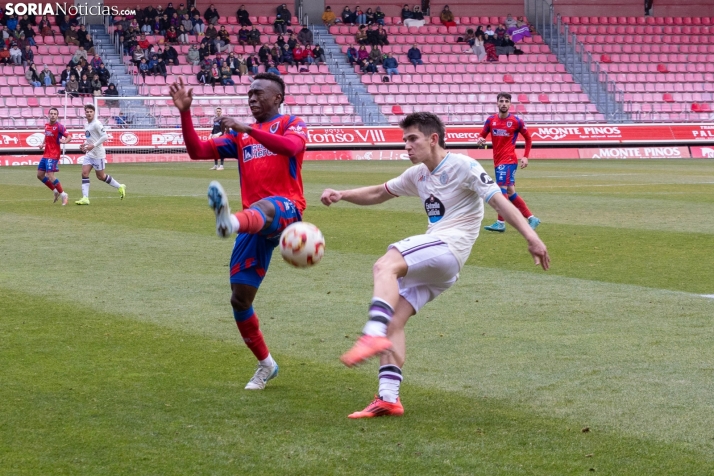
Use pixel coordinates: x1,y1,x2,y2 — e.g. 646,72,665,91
520,121,533,157
465,159,501,202
385,167,419,197
180,109,223,160
479,118,491,139
246,118,307,157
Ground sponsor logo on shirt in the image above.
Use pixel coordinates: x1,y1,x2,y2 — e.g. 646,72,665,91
424,194,445,223
242,143,276,162
492,129,510,137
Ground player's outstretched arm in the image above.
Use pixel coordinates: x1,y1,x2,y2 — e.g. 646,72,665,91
169,77,216,160
321,184,394,207
488,193,550,270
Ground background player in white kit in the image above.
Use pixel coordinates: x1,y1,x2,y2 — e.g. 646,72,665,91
75,104,126,205
321,112,550,418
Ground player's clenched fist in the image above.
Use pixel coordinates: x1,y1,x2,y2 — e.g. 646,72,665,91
320,188,342,206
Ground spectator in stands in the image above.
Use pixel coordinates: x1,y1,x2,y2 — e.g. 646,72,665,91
276,34,286,48
60,65,72,86
298,26,313,46
505,14,517,28
357,45,369,67
65,25,80,46
77,24,88,45
181,14,192,36
247,53,259,75
277,4,292,27
6,14,18,32
204,4,220,25
401,4,412,23
91,73,103,95
137,33,150,53
72,46,88,65
164,45,180,65
440,5,456,27
114,23,126,43
176,4,188,18
58,15,70,36
271,43,282,64
73,62,85,79
267,61,281,75
304,45,315,65
159,14,171,35
376,25,389,46
293,44,307,65
496,33,516,58
347,44,359,65
128,17,140,31
369,45,383,65
9,43,22,65
313,44,326,64
236,5,252,26
96,63,110,85
138,57,149,79
356,25,369,45
165,25,178,44
258,43,271,66
200,34,217,55
21,44,34,67
83,33,96,55
197,64,209,83
365,23,379,45
374,7,386,26
274,14,287,34
187,44,200,65
355,7,367,25
485,25,495,37
155,55,168,78
85,64,96,80
495,23,506,40
141,19,152,35
383,52,399,76
165,2,177,19
279,43,294,66
192,14,206,35
220,64,234,85
133,48,145,66
342,7,356,25
205,23,218,40
484,34,498,61
189,5,201,20
177,24,189,44
238,26,249,45
322,7,337,27
37,64,56,86
227,52,247,77
404,6,425,27
407,43,423,66
365,8,375,25
21,25,36,48
78,73,92,95
147,54,158,75
39,17,54,40
645,0,653,16
216,25,231,53
363,58,378,73
103,83,120,108
170,12,181,29
156,5,165,18
65,75,79,97
471,32,486,61
90,54,102,70
248,26,261,46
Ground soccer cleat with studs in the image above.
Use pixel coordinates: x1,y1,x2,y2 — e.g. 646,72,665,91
75,196,90,205
484,221,506,232
348,396,404,419
245,361,279,390
53,190,60,203
340,335,393,367
61,192,68,206
118,184,126,200
528,216,541,230
207,181,238,238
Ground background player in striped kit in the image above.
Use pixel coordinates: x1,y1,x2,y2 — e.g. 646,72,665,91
321,112,550,418
37,107,70,205
75,104,126,205
477,93,540,233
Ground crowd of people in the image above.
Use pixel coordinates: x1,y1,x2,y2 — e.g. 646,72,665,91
322,4,468,28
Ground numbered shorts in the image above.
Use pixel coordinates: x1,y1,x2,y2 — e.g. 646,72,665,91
37,158,59,172
229,196,302,288
495,163,518,187
389,234,460,313
80,156,106,171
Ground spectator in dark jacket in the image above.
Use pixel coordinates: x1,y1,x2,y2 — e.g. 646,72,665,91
313,44,326,64
297,26,313,46
236,5,252,26
104,82,119,107
78,73,92,95
376,26,389,46
383,53,399,75
276,4,291,25
342,7,355,25
204,4,220,25
407,44,423,66
164,45,180,65
248,26,261,46
274,14,287,34
374,7,385,26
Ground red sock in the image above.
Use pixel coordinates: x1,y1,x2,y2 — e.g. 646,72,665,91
509,194,532,218
234,208,266,234
41,177,55,190
235,314,270,361
53,180,64,193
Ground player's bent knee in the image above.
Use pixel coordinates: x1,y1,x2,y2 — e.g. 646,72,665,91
373,249,407,278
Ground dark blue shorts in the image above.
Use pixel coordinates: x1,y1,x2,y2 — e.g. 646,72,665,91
229,196,302,287
494,163,518,187
37,158,59,173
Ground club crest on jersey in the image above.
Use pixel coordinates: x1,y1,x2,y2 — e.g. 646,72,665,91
85,131,91,138
439,172,449,185
242,143,276,162
269,122,280,134
424,194,445,223
507,121,513,127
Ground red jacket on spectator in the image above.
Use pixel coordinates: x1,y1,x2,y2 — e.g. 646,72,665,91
292,46,306,62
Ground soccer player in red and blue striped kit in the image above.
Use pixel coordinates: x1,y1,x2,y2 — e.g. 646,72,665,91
37,107,70,205
477,93,541,232
169,74,308,390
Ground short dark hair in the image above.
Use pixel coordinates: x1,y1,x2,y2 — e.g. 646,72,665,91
253,72,286,104
84,104,96,112
399,112,446,148
497,93,512,102
49,107,59,114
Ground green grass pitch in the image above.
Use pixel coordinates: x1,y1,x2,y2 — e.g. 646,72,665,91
1,159,713,475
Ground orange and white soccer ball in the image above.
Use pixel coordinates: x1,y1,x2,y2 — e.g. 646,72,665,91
279,222,325,268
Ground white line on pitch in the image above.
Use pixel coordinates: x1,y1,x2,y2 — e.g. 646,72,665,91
702,295,714,299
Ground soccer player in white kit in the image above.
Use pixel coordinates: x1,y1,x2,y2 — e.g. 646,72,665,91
75,104,126,205
321,112,550,418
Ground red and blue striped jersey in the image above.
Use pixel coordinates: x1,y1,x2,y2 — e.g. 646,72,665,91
210,114,308,211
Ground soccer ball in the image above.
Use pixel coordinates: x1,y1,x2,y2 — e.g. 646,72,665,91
279,222,325,268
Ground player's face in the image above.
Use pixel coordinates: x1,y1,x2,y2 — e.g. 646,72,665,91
248,79,281,121
498,97,511,113
216,109,222,117
49,110,58,123
84,108,95,122
402,126,433,164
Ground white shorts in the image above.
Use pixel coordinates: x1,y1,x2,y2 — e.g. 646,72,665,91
80,156,106,171
389,234,460,313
